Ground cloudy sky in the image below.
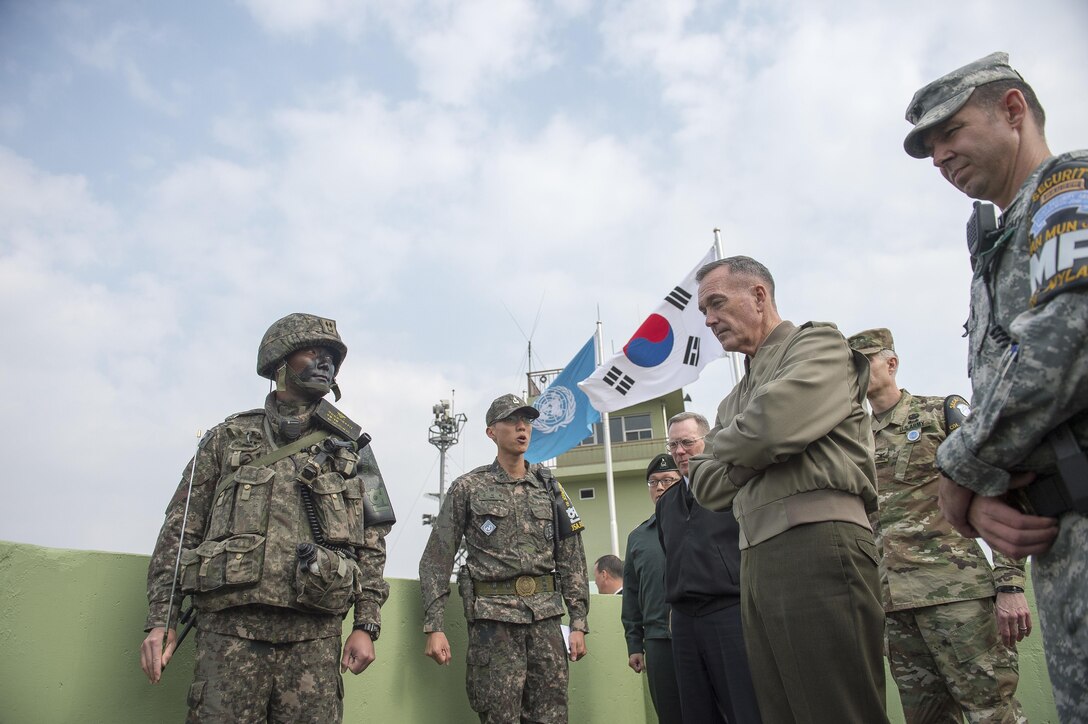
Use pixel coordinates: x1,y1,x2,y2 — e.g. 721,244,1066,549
2,0,1085,578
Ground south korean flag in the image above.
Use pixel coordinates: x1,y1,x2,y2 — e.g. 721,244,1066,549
579,246,724,413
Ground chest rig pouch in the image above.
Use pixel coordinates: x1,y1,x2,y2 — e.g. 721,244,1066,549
296,435,366,550
182,419,284,598
292,402,376,614
206,424,275,543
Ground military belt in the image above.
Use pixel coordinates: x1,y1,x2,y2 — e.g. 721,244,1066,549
474,574,557,597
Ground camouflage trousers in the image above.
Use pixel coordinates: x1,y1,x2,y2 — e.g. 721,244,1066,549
186,628,343,724
1033,513,1088,724
466,617,568,723
886,598,1024,724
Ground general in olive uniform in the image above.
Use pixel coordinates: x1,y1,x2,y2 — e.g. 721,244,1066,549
419,394,590,724
140,313,394,724
849,328,1027,724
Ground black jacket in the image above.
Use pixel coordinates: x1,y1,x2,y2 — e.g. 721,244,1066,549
656,481,742,616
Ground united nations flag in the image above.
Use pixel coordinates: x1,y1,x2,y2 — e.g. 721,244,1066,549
525,335,601,463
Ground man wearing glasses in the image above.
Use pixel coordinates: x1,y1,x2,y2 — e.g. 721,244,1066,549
620,454,684,724
655,412,762,723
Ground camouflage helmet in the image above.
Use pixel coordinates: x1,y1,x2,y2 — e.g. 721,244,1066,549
257,313,348,379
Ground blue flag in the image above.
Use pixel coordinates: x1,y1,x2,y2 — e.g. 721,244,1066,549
526,335,601,463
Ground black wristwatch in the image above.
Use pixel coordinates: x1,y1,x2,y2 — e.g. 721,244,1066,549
995,585,1025,594
353,622,381,641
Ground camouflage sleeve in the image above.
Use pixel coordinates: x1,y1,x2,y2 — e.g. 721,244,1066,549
557,528,590,633
620,535,644,655
352,522,391,626
938,162,1088,495
144,429,222,631
991,548,1027,588
418,477,469,632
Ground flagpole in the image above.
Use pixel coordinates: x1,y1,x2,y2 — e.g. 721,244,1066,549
595,320,621,556
713,228,745,387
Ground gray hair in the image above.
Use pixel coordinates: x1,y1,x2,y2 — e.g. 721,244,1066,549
695,255,776,301
876,347,898,375
668,411,710,436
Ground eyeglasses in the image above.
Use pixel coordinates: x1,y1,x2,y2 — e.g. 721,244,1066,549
665,435,706,452
647,477,682,488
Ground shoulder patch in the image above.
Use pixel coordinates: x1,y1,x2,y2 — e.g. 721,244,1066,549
943,394,972,435
1027,159,1088,308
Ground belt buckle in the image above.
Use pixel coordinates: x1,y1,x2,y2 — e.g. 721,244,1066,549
514,575,537,596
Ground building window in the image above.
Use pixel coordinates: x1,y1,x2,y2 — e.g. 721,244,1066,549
621,414,652,441
579,488,595,500
578,414,654,446
579,422,601,446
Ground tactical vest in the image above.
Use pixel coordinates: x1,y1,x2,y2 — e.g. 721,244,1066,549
179,410,373,616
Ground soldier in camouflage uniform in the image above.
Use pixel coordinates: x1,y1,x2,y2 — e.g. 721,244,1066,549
139,313,394,723
904,52,1088,723
849,328,1028,724
418,393,590,724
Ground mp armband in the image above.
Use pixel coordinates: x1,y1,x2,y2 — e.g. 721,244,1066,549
1027,159,1088,308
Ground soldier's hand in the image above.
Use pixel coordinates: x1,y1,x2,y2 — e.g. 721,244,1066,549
937,476,978,538
568,631,587,662
995,591,1032,648
140,627,177,684
967,493,1059,559
628,653,645,673
424,631,452,665
341,630,376,675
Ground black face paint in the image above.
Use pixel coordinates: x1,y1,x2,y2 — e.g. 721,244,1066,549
295,348,337,386
284,346,340,400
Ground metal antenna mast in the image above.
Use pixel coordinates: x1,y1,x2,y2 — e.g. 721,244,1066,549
422,392,468,525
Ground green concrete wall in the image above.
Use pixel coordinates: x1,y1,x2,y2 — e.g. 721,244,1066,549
0,541,1059,723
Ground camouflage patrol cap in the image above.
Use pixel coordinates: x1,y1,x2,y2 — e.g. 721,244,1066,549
257,313,348,379
485,394,540,426
646,453,679,480
903,51,1023,158
847,328,894,356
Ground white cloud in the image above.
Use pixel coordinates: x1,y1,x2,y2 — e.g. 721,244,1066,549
0,147,119,265
403,0,555,105
241,0,564,105
236,0,372,38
